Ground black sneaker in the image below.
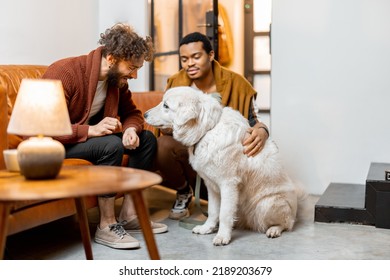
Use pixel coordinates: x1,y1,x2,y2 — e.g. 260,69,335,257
169,187,193,220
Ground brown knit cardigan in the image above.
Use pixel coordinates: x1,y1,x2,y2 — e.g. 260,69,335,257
42,47,144,144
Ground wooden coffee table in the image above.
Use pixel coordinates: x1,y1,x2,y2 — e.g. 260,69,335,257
0,165,162,260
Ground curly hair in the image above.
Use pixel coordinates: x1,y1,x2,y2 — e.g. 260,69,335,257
98,23,154,62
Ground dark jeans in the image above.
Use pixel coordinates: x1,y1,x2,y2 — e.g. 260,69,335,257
65,130,157,197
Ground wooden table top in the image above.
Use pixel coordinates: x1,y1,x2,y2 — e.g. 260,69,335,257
0,165,162,201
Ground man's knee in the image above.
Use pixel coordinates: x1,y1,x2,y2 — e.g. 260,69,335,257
96,135,124,166
157,135,182,154
140,130,157,148
104,135,124,155
158,135,188,159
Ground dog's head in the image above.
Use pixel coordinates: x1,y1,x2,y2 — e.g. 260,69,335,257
144,86,222,146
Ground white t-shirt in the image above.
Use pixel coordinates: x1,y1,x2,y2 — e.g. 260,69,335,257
87,80,107,124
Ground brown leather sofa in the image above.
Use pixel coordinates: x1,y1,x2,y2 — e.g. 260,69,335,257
0,65,163,236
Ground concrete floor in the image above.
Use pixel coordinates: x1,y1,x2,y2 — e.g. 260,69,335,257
5,185,390,260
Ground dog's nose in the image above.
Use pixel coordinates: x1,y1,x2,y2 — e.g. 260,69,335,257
144,111,149,118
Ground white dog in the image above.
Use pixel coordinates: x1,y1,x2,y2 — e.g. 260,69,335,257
145,86,303,246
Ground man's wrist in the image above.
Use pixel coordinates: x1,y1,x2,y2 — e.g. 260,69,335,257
258,125,269,136
125,127,137,134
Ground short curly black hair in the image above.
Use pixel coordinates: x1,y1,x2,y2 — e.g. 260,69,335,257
98,23,154,62
179,32,213,54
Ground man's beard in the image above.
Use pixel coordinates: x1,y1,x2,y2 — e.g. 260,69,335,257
107,64,128,88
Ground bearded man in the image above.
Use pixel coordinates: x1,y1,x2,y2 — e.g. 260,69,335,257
42,23,167,250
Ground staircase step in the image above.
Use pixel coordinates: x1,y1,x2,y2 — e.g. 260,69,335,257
365,162,390,229
314,183,374,225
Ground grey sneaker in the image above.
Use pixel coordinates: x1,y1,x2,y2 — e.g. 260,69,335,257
94,221,140,249
122,218,168,234
169,188,193,220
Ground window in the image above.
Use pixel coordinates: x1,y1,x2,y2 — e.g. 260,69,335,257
244,0,272,127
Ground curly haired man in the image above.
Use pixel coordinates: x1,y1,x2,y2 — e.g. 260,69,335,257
43,23,167,250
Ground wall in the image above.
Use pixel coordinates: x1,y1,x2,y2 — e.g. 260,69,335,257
0,0,98,65
98,0,149,91
0,0,148,91
271,0,390,194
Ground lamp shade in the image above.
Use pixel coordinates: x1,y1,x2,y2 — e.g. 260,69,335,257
7,79,72,136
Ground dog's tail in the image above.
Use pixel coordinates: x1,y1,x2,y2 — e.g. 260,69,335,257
294,183,311,224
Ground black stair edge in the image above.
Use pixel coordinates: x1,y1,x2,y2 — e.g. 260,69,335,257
366,162,390,183
315,206,374,225
315,183,375,225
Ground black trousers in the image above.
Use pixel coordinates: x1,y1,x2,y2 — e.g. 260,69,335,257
64,130,157,197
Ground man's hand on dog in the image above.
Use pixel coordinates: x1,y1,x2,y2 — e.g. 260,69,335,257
243,124,269,157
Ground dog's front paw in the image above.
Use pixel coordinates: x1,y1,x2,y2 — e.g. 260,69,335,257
192,225,215,235
266,226,283,238
213,234,231,246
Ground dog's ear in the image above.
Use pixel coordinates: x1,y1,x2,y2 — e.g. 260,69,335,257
174,101,199,126
197,94,222,131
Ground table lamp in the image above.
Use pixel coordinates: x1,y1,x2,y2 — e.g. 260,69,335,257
7,79,72,179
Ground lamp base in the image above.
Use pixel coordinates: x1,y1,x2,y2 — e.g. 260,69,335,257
17,137,65,180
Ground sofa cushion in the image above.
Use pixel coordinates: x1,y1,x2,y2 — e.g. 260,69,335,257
131,91,163,134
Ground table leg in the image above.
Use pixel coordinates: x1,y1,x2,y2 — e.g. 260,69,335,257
0,202,11,260
74,197,93,260
130,190,160,260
